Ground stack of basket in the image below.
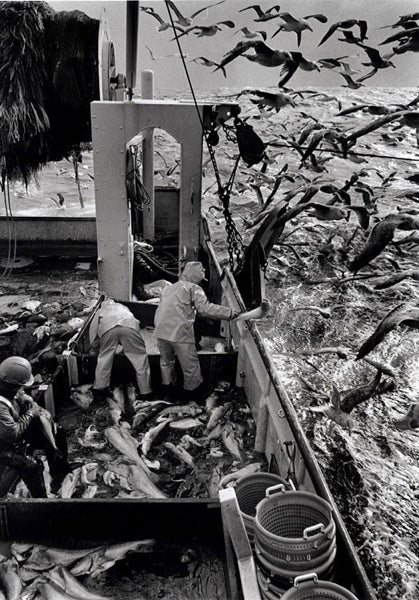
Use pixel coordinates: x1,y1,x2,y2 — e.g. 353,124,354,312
253,487,337,598
234,473,292,547
280,573,359,599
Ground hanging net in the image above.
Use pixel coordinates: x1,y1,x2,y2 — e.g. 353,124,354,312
0,1,99,184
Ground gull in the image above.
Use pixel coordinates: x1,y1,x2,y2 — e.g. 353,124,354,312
215,41,320,86
145,46,188,61
299,127,347,164
217,40,292,68
272,13,328,46
356,304,419,359
338,30,367,45
318,19,368,46
348,213,419,272
381,27,419,55
337,104,392,117
317,55,350,69
308,203,369,229
338,72,363,89
310,368,383,431
374,269,419,290
172,20,235,40
239,5,281,22
355,44,396,82
49,193,66,210
379,13,419,29
339,61,359,76
394,404,419,431
166,0,225,28
391,111,419,146
237,88,296,111
189,56,226,77
344,109,419,147
234,26,267,41
289,305,334,318
139,6,184,32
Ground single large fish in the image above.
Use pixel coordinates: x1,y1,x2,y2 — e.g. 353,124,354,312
125,383,137,413
71,541,155,578
81,485,98,499
38,455,52,497
221,422,245,462
219,462,263,488
39,581,82,600
207,462,224,497
58,467,83,499
111,387,125,413
132,404,168,430
169,418,203,430
38,414,57,451
164,442,194,467
25,545,103,571
104,426,157,480
206,402,232,432
0,562,21,600
48,565,110,600
156,404,202,420
202,422,223,442
127,464,166,498
141,418,173,456
233,299,271,321
106,457,165,498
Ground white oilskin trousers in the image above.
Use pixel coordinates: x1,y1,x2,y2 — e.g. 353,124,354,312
156,338,203,391
94,325,151,394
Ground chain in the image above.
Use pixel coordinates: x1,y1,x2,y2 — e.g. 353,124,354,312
203,122,245,270
126,145,151,209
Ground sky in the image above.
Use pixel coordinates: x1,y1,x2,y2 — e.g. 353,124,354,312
47,0,419,93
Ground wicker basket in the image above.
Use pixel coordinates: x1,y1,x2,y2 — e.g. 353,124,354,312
235,474,290,544
255,538,337,572
256,564,289,599
256,541,337,584
254,489,335,559
255,519,336,562
280,573,359,599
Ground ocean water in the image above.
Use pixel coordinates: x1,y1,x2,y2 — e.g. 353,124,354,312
196,86,419,600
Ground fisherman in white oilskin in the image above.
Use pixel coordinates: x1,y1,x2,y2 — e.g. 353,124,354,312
0,356,70,497
154,262,240,402
89,298,152,401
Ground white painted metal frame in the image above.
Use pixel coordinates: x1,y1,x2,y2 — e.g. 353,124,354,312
91,99,207,299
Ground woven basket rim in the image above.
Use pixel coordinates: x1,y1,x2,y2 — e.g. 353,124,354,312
256,543,337,579
280,578,359,600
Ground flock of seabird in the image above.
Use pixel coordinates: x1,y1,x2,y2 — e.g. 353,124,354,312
140,2,419,432
140,2,419,88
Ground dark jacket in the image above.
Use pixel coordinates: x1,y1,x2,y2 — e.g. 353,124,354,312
0,395,34,453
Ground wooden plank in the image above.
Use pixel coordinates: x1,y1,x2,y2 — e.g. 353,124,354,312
219,488,261,600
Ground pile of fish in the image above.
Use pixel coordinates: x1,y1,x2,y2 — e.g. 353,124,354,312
0,290,99,379
0,539,154,599
54,381,265,499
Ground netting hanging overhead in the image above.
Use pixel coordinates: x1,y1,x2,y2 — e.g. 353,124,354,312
0,1,100,184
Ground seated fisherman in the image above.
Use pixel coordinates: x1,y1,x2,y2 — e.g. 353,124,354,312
154,261,240,402
0,356,70,497
89,298,152,400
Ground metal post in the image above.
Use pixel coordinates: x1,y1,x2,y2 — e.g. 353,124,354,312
125,1,139,99
141,70,155,241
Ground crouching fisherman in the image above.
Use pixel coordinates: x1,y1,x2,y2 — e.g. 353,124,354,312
89,298,152,401
154,261,240,402
0,356,70,497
